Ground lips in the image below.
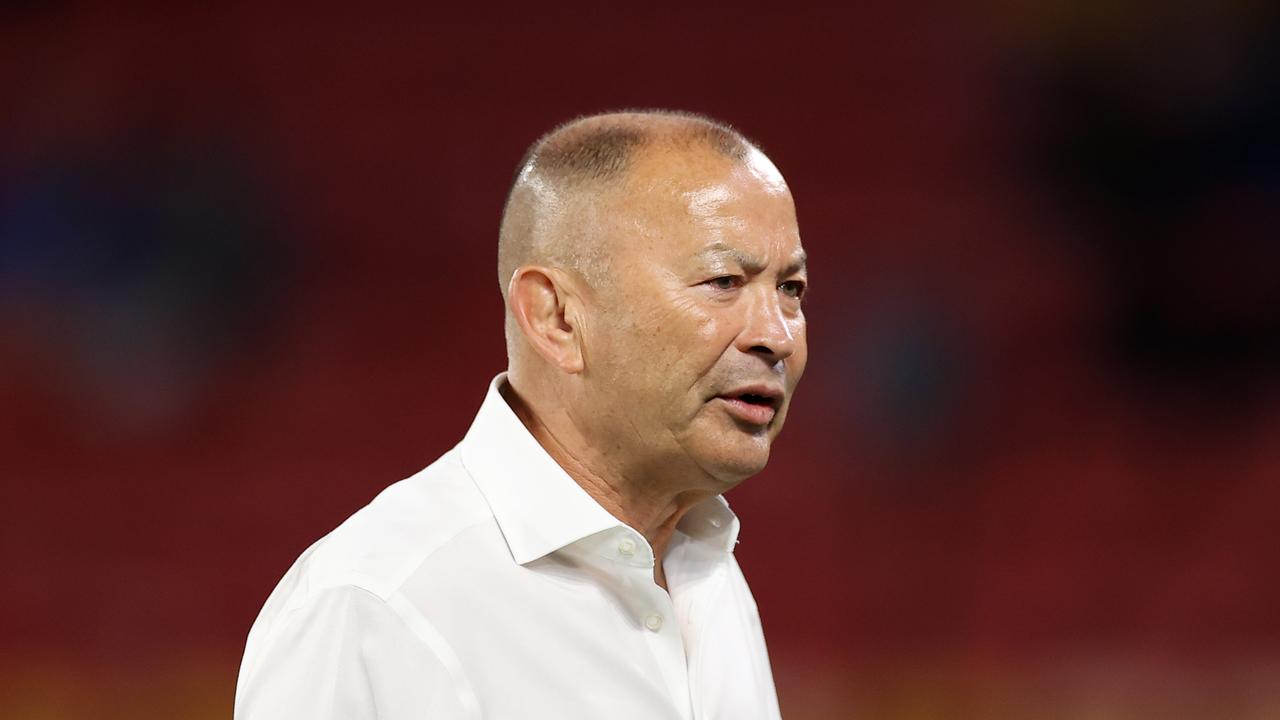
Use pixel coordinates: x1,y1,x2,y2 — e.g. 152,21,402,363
715,384,784,426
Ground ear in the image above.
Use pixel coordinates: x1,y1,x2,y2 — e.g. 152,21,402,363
507,265,585,374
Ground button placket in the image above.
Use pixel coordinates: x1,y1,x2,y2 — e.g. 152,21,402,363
633,567,692,719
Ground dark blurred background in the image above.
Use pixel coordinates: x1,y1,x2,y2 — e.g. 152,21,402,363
2,3,1278,718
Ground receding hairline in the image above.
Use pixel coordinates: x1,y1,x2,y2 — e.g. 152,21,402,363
496,110,771,304
507,109,758,193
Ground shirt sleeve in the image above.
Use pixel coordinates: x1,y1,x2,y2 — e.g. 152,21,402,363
234,585,476,720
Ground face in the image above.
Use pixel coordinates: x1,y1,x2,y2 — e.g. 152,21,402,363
575,146,809,487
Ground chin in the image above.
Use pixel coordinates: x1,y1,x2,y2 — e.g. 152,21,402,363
698,440,772,485
682,408,777,484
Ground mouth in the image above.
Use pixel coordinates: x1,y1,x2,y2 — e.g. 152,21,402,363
714,385,784,427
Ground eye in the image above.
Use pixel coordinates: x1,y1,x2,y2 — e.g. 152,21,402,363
779,279,807,299
706,275,742,291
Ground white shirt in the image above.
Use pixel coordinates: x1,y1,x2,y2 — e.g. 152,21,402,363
234,374,782,720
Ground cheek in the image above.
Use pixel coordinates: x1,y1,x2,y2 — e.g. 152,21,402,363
695,312,726,344
791,316,808,355
637,294,721,351
592,283,735,374
786,319,809,383
629,302,729,400
659,302,728,376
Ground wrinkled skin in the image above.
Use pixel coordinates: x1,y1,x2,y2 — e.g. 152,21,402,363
563,144,808,492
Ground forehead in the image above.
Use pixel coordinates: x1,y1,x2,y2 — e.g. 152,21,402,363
605,145,802,263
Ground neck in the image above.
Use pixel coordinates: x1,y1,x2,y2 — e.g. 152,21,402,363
501,376,712,586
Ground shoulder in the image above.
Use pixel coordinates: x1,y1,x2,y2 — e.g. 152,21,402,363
235,579,479,719
239,446,501,687
261,446,497,621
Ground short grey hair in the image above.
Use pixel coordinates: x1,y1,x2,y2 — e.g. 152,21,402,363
496,109,759,299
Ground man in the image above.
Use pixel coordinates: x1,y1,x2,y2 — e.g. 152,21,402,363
234,109,809,719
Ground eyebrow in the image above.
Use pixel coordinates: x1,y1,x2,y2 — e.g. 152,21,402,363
784,250,808,276
697,242,807,275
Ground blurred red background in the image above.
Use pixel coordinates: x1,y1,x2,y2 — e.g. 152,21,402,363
2,3,1278,718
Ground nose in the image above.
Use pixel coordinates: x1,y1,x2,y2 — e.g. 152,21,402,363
736,286,796,364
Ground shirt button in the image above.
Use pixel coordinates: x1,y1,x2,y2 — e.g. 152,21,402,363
618,538,636,556
644,613,663,632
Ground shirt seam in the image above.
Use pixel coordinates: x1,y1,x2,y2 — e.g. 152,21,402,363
250,584,482,719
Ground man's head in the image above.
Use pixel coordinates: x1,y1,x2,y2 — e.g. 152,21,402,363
499,110,808,490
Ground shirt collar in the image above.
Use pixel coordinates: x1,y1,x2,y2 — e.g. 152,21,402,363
676,494,740,554
458,373,741,565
